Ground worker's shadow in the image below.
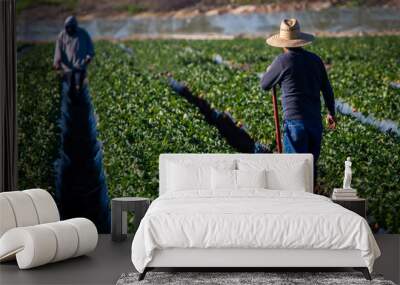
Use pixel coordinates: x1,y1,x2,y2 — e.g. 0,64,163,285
168,78,274,153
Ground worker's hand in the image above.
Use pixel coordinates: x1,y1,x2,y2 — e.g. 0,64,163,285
85,56,92,65
326,114,337,130
53,64,63,78
53,63,61,71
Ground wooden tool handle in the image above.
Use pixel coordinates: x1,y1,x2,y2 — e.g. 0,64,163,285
272,86,283,153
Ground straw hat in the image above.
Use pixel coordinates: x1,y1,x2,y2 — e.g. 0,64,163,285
266,19,314,48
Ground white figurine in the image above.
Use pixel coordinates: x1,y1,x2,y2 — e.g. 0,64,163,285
343,157,352,189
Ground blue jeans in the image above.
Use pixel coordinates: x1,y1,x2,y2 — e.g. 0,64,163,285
283,119,323,184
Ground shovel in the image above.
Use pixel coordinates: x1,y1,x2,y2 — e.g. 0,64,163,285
272,86,283,153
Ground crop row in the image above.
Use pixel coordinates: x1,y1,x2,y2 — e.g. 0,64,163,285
172,37,400,124
17,38,399,233
17,44,60,192
127,39,400,233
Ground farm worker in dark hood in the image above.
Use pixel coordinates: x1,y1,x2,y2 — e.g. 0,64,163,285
260,19,336,188
53,16,94,73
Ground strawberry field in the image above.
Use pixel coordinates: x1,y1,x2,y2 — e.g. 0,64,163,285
17,36,400,233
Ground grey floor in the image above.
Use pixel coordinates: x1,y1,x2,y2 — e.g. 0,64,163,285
1,234,399,285
0,235,134,285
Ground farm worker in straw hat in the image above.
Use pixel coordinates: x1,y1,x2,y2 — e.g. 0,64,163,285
260,19,336,184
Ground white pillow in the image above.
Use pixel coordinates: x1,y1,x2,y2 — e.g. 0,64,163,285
211,168,236,190
166,159,236,192
167,162,211,191
238,159,307,191
266,163,307,191
211,168,267,190
237,169,267,189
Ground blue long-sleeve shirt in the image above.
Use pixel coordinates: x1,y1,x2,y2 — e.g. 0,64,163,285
261,48,335,121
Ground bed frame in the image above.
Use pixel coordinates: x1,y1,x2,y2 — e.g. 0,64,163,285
138,154,372,281
139,248,371,280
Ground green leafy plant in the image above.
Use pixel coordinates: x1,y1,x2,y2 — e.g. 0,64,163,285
17,37,400,233
16,0,77,15
116,3,147,15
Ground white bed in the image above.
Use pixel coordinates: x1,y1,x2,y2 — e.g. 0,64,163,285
131,154,380,280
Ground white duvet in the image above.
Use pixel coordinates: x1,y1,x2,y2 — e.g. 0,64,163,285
131,190,380,273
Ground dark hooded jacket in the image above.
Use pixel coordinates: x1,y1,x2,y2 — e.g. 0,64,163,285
54,16,95,72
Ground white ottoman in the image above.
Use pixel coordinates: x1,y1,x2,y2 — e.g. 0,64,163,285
0,189,98,269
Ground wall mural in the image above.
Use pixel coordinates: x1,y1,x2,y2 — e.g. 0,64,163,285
16,2,400,234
